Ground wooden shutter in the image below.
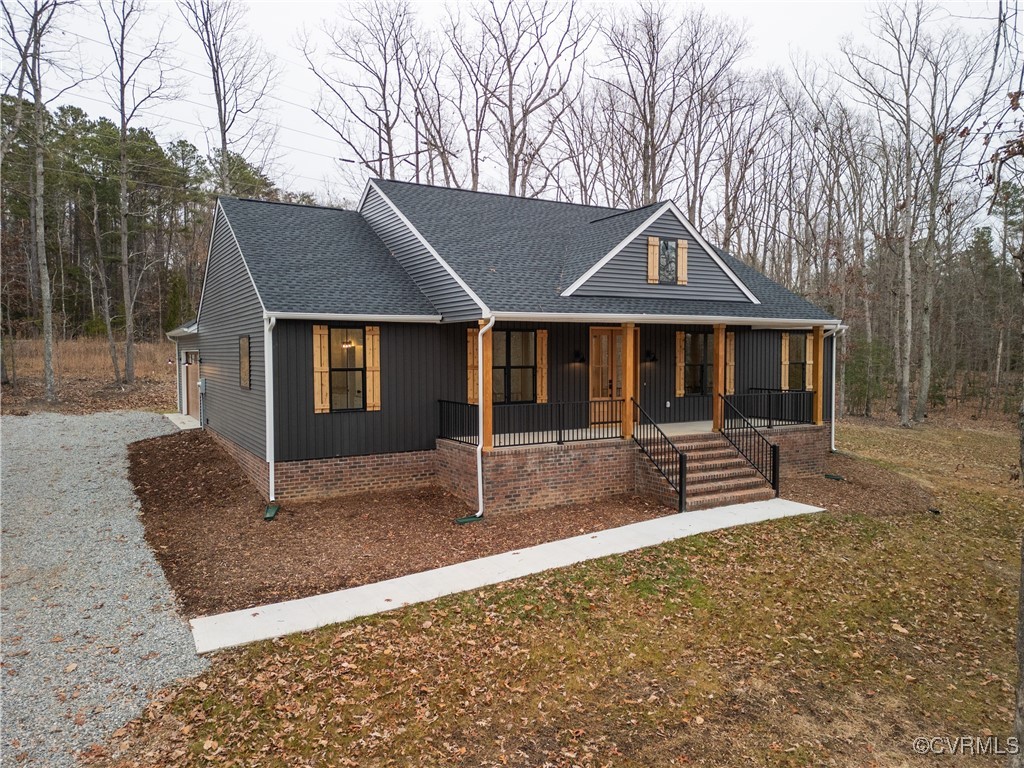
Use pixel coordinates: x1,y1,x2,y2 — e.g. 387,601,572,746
726,331,735,395
535,329,548,404
467,327,479,404
647,236,659,284
313,324,330,413
805,333,814,391
675,331,686,397
677,239,688,285
365,325,381,411
780,332,790,391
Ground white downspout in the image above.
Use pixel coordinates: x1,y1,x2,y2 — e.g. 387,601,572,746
824,325,843,453
264,315,277,501
475,315,496,517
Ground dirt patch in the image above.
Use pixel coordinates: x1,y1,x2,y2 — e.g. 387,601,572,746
783,451,934,518
130,430,675,617
2,376,175,416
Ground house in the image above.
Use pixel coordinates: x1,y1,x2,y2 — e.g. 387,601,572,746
168,179,843,514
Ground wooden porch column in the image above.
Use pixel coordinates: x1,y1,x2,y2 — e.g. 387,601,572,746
480,319,494,451
712,324,726,431
812,324,825,425
621,322,635,439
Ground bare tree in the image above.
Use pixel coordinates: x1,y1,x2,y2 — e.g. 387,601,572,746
841,2,931,427
100,0,177,384
178,0,277,194
3,0,80,402
460,0,591,196
304,0,414,182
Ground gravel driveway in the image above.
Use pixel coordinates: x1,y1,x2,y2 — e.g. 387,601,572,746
1,412,206,767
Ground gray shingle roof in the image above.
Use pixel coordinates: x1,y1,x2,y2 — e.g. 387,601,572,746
218,196,438,316
372,180,838,322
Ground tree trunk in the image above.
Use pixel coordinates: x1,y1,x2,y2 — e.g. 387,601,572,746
93,191,121,384
119,128,134,384
897,112,914,428
33,92,56,403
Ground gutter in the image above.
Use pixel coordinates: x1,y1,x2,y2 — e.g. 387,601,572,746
264,314,277,501
492,311,843,329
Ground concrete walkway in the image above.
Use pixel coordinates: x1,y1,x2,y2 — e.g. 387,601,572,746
164,413,200,430
191,497,824,654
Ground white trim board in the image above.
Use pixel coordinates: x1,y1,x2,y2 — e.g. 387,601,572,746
561,201,761,304
494,312,841,329
190,497,824,654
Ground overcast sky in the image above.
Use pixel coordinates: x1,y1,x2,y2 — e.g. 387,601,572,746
35,0,1000,201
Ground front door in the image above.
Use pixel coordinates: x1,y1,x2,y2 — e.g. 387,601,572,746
185,351,200,419
589,328,625,425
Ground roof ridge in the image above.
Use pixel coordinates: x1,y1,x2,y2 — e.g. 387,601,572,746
371,178,621,213
220,196,353,213
588,201,663,224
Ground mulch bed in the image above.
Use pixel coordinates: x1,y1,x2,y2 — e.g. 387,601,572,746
129,430,675,618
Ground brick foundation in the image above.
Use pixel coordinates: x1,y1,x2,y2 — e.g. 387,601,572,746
274,450,437,502
209,424,830,510
208,428,270,500
762,424,831,477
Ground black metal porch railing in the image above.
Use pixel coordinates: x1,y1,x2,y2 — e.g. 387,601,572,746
631,398,686,513
720,394,779,497
493,399,623,448
732,388,814,428
438,399,479,445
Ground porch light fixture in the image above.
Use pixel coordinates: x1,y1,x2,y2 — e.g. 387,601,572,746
572,350,586,364
644,350,658,363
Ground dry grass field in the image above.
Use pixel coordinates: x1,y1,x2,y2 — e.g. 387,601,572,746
1,337,177,414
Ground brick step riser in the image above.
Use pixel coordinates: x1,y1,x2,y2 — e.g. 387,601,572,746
686,487,776,511
686,468,763,484
686,477,770,496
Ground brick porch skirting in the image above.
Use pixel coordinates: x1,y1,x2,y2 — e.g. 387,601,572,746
208,424,830,510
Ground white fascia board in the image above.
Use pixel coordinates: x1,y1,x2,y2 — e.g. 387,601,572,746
493,312,842,329
561,200,761,305
264,311,442,323
195,201,222,324
356,178,373,211
366,180,491,315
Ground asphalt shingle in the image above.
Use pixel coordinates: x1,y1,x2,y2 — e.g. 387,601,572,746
218,197,438,316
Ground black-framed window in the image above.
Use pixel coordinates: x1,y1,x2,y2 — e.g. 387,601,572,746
788,332,807,391
684,333,714,395
239,335,250,389
493,330,536,403
329,327,365,411
658,238,677,285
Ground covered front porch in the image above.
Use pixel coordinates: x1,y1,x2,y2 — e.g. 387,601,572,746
437,319,830,450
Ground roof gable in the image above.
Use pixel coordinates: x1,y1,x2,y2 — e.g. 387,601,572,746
562,202,758,304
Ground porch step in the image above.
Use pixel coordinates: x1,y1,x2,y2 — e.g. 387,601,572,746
687,474,769,497
685,485,777,511
686,465,764,486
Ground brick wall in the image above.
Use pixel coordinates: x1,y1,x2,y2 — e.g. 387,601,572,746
273,450,437,502
762,424,830,477
435,440,478,508
480,440,636,515
208,427,270,499
634,450,680,509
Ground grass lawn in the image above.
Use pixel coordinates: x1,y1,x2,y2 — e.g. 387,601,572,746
86,419,1022,767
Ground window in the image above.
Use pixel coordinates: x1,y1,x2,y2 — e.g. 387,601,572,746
238,336,250,389
493,330,535,403
329,327,365,411
684,333,714,395
658,239,677,284
647,236,688,284
787,332,807,391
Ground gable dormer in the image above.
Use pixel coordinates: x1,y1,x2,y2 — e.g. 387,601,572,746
562,202,759,304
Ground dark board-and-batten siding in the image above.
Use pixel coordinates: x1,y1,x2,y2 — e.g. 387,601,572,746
273,320,466,461
360,186,481,321
574,209,751,303
197,207,266,458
